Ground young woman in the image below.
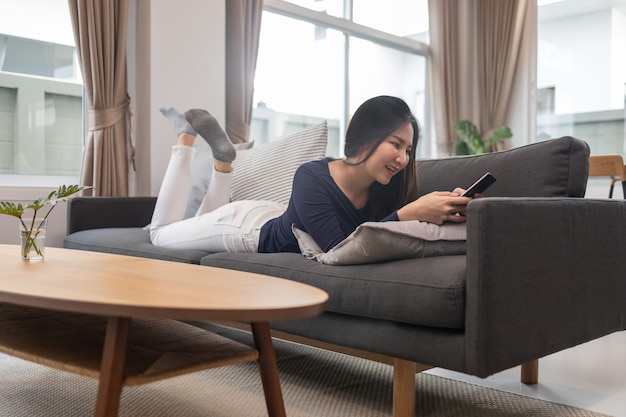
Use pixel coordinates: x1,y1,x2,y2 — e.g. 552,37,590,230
151,96,471,254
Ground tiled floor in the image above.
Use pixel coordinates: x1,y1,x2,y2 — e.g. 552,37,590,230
427,330,626,417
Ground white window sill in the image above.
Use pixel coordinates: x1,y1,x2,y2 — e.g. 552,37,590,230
0,175,79,200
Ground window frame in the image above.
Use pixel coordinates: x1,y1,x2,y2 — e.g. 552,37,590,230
0,0,83,190
262,0,433,156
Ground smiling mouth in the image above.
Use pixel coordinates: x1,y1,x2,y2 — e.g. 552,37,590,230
386,165,400,176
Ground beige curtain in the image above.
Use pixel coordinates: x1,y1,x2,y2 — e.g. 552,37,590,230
225,0,264,144
477,0,528,149
428,0,527,155
428,0,469,156
68,0,131,196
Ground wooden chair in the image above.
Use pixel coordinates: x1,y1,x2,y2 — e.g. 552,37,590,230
588,155,626,198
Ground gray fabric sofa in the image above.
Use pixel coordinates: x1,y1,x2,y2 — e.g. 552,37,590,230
64,136,626,416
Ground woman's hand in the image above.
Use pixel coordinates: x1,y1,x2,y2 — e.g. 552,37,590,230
397,190,473,225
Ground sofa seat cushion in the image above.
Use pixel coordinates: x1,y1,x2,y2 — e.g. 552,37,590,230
201,252,467,328
64,228,212,264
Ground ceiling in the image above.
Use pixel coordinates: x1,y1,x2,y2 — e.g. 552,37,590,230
539,0,626,22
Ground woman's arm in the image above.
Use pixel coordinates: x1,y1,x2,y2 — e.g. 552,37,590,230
397,189,472,225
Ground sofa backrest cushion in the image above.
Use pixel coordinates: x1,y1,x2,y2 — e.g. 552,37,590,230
416,136,590,198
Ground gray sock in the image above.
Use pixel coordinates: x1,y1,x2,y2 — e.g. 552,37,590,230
159,106,197,137
184,109,236,162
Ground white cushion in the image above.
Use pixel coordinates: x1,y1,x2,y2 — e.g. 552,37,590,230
230,122,328,204
292,221,466,265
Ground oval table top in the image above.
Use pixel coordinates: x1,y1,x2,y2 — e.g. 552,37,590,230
0,245,328,322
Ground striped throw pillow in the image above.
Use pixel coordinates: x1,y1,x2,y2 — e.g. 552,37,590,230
231,121,328,204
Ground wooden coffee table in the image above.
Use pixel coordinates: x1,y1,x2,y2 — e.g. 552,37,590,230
0,245,328,417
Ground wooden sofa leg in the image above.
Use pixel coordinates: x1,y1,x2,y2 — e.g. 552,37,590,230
392,358,416,417
521,359,539,384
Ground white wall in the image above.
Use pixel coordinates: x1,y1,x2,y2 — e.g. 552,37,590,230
129,0,226,197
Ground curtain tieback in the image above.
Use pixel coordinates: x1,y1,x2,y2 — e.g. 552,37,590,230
88,97,136,171
88,99,129,131
128,95,136,171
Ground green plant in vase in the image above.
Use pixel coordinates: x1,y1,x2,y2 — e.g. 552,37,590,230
0,185,91,260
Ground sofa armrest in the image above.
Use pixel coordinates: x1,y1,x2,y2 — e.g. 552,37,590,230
66,196,157,234
464,197,626,377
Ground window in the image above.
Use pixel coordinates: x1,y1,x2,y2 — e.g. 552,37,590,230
251,12,345,154
251,0,429,157
536,1,626,151
0,0,83,178
536,0,626,197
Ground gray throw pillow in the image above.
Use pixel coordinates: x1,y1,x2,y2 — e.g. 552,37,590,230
292,221,466,265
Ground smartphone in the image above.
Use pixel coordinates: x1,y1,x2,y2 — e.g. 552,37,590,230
461,172,496,197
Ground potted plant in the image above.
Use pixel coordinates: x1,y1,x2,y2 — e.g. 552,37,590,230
454,120,513,155
0,185,91,261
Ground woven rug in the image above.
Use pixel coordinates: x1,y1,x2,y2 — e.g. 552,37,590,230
0,327,611,417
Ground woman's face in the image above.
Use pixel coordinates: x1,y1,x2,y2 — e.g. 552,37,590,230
361,122,414,185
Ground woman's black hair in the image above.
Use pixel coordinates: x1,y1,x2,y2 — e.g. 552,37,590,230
343,95,419,220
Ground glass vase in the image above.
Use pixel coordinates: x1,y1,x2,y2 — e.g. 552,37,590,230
19,218,47,261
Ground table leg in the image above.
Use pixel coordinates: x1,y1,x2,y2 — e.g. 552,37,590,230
251,322,286,417
95,316,131,417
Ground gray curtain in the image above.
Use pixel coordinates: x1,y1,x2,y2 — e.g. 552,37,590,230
428,0,528,155
68,0,131,196
225,0,264,144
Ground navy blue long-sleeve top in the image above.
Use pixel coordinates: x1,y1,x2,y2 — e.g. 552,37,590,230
258,158,399,253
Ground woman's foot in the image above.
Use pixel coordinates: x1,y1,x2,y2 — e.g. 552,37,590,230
184,109,236,163
159,106,197,137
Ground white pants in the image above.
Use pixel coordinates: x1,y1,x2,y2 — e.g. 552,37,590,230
150,145,286,252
